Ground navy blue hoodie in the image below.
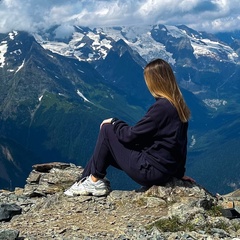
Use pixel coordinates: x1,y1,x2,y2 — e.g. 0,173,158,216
113,98,188,178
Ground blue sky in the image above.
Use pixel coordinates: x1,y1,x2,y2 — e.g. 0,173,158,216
0,0,239,34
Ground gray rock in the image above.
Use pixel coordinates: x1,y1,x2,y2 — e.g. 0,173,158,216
24,162,83,197
0,203,22,221
0,162,240,239
0,229,19,240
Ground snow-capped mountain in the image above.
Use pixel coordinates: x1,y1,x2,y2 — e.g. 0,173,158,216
34,24,240,108
0,24,240,194
35,24,239,65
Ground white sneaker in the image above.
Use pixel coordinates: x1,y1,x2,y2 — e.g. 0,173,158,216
64,182,81,197
64,175,110,197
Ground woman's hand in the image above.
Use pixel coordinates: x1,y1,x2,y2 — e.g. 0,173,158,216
182,175,195,183
100,118,113,129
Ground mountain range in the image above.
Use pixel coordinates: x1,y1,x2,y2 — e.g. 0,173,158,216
0,24,240,194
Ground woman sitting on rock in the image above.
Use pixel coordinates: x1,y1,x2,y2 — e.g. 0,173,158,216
64,58,194,197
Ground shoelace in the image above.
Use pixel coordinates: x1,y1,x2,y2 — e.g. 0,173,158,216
76,177,87,186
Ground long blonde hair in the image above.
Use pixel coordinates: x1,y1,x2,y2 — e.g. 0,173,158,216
144,59,190,122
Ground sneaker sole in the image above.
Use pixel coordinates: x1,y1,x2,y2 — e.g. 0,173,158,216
73,189,109,197
64,189,75,197
64,192,74,197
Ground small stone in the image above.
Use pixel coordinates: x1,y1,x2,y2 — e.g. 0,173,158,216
26,170,42,184
211,228,230,238
13,187,24,196
0,229,19,240
146,197,167,207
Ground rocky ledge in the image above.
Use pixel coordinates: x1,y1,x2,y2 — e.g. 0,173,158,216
0,162,240,240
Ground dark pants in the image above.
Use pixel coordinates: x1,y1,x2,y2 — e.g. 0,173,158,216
81,124,170,186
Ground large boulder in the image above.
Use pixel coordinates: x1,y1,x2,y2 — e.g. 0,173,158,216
23,162,83,197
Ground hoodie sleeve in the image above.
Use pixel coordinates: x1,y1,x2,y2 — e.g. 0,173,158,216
113,103,160,144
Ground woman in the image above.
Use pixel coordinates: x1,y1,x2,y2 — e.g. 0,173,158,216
65,58,194,197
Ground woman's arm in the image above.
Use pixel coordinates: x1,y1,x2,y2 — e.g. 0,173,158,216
112,103,161,144
99,103,159,144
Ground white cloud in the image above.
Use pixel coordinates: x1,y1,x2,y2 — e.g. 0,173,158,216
0,0,240,34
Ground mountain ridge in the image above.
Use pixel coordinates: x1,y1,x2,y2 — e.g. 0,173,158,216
0,24,240,194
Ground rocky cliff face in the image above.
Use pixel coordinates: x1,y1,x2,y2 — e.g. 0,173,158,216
0,162,240,240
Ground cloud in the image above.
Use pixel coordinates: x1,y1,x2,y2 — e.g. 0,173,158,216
192,0,218,13
0,0,240,34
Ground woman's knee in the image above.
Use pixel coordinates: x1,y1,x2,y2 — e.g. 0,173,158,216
100,123,114,137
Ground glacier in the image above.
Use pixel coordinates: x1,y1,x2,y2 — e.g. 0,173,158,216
33,24,239,66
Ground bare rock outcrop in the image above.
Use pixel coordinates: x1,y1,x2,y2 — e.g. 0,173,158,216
23,162,83,197
0,162,240,240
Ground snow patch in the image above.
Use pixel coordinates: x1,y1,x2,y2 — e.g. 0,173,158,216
37,29,112,61
189,135,196,148
0,41,8,68
8,31,18,40
15,59,25,73
192,38,238,62
165,25,184,39
11,49,22,55
41,41,72,56
203,99,227,110
39,95,43,102
77,90,92,103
